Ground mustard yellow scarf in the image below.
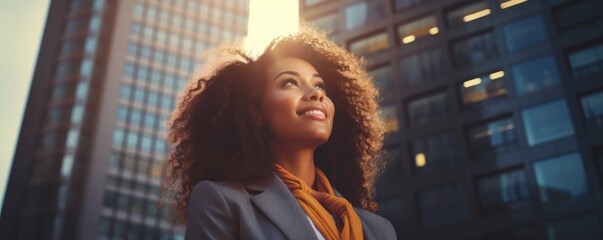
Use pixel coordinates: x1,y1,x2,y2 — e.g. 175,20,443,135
273,164,364,240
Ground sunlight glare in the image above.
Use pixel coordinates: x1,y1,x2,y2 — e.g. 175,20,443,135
244,0,299,57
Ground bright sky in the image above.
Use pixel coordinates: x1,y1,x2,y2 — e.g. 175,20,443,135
0,1,50,212
245,0,299,57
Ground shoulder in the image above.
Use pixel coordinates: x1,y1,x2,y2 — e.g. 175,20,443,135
189,180,249,205
355,207,397,240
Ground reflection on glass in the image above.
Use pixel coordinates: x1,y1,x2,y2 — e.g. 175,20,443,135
380,105,399,133
522,99,574,146
399,48,446,86
512,55,560,95
349,32,390,56
370,65,395,100
452,31,499,67
460,70,507,105
477,169,529,208
568,43,603,78
398,15,438,44
547,214,601,239
468,117,516,159
345,1,386,30
419,183,470,229
499,0,528,9
503,15,547,51
411,131,459,174
311,12,340,34
534,152,588,203
407,91,450,126
447,1,491,28
581,91,603,129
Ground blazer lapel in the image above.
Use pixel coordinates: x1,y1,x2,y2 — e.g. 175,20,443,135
247,173,318,240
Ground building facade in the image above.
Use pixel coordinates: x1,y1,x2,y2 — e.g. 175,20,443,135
0,0,248,239
301,0,603,239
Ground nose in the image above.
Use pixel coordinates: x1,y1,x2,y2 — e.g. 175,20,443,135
304,86,324,102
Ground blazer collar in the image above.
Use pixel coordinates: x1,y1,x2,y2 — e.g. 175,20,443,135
246,172,318,240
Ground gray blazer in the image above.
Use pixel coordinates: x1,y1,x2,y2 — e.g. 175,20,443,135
185,172,396,240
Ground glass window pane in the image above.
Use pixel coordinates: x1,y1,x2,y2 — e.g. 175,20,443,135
522,99,574,146
399,48,446,86
503,15,547,51
546,214,601,240
380,105,399,133
447,1,491,28
468,117,517,159
460,70,508,105
418,182,471,229
512,55,560,95
534,152,588,203
568,43,603,78
483,226,540,240
349,32,390,56
407,91,450,126
345,1,386,30
411,131,459,174
580,91,603,129
398,15,439,45
376,196,409,235
476,169,530,209
311,11,340,34
452,31,500,67
394,0,424,11
370,65,396,100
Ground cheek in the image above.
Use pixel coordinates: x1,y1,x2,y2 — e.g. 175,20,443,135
261,93,297,122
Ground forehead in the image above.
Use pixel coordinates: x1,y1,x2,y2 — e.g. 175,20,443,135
265,57,318,79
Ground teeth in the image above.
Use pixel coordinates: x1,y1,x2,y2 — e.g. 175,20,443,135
303,110,325,116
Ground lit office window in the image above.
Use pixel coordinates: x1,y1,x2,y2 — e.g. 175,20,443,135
394,0,425,11
399,48,446,86
397,15,439,45
580,91,603,129
311,11,340,34
345,1,386,30
407,91,450,126
503,15,547,51
452,31,499,67
512,55,560,95
460,70,507,105
547,214,602,240
370,65,396,100
522,99,574,146
447,1,491,28
410,131,459,174
418,183,471,229
534,152,588,203
468,117,517,159
498,0,529,9
349,32,390,56
567,43,603,78
476,168,530,209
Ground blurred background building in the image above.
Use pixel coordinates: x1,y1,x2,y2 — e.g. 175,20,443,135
0,0,248,239
301,0,603,239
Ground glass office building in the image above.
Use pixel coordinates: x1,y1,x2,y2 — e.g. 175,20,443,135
301,0,603,239
0,0,248,239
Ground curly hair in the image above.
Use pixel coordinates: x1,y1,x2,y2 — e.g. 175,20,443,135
161,26,386,226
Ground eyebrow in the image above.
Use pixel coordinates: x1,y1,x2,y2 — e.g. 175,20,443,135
273,71,322,82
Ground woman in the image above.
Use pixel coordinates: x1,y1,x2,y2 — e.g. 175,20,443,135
162,27,396,240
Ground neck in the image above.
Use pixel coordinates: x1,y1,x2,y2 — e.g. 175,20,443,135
270,142,317,188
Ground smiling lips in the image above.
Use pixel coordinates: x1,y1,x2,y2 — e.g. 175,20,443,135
297,106,328,120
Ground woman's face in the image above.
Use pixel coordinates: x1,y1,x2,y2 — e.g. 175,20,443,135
260,57,335,146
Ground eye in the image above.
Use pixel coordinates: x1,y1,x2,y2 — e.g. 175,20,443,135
315,82,326,91
282,78,299,87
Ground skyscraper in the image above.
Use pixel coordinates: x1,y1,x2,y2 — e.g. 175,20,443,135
1,0,249,239
301,0,603,239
